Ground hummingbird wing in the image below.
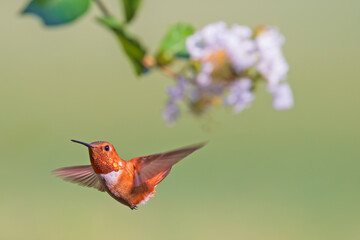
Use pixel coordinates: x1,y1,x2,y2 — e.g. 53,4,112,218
52,165,106,192
131,143,206,187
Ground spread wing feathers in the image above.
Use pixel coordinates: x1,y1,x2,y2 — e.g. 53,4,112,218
52,165,106,192
132,143,206,187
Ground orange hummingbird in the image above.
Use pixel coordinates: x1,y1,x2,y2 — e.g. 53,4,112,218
52,140,205,210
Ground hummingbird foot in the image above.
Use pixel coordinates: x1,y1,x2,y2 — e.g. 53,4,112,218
130,206,138,210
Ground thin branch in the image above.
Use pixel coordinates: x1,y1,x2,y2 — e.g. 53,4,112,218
93,0,112,17
142,55,176,78
160,65,176,78
93,1,175,78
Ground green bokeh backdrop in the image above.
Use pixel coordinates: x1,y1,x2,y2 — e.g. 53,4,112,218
1,1,360,239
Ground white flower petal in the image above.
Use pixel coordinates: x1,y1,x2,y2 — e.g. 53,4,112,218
256,27,289,85
162,102,180,125
225,78,254,113
230,24,253,39
196,72,212,87
271,84,294,110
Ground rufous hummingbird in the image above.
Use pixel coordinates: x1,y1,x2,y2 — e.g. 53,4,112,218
52,140,205,210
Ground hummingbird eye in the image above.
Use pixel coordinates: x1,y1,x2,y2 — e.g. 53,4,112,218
104,145,110,151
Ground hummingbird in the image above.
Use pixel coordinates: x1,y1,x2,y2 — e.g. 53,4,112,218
52,140,205,210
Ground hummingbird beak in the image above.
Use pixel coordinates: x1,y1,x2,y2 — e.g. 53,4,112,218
71,139,94,148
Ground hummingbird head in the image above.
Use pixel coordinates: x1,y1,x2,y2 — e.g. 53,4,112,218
71,140,124,174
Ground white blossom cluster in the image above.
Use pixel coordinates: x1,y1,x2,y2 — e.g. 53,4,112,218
163,22,293,125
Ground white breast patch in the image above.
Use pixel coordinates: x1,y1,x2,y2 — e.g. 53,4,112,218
100,170,121,189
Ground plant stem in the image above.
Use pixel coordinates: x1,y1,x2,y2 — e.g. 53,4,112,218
93,1,175,79
142,55,177,78
94,0,111,16
160,65,176,78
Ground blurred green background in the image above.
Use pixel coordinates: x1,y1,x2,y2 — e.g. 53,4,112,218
1,0,360,239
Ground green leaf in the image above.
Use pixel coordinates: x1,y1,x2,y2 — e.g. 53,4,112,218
98,16,147,75
22,0,91,26
121,0,142,23
156,23,195,65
